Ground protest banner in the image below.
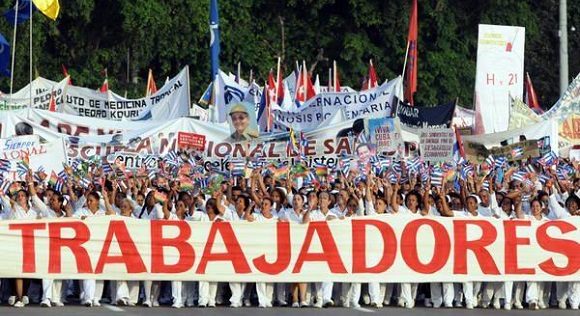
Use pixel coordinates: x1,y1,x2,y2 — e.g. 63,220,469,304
0,77,69,111
475,24,525,133
365,117,402,154
272,78,401,132
452,105,475,134
178,132,206,151
397,102,455,128
508,98,541,130
29,67,191,121
0,216,577,282
464,139,540,163
0,136,67,180
488,139,540,161
418,128,455,162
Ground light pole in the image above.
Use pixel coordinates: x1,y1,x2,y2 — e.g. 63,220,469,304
559,0,569,94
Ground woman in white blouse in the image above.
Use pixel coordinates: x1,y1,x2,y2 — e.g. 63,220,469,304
0,177,44,308
280,194,309,307
73,190,112,307
390,183,427,309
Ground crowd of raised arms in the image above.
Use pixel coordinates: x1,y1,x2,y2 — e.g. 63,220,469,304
0,151,578,310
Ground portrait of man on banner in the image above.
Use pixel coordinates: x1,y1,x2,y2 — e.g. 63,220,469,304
225,102,259,142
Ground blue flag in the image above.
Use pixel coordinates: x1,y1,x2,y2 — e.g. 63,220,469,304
209,0,220,81
4,0,35,26
0,34,11,77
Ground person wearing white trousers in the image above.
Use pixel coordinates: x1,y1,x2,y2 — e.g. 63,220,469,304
525,201,550,310
569,282,580,309
198,281,218,307
247,199,279,308
73,192,112,307
430,283,454,308
368,283,394,307
116,281,139,306
41,280,64,307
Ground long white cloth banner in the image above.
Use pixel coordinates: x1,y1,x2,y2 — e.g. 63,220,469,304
60,67,191,120
0,216,578,282
272,78,402,132
0,77,69,111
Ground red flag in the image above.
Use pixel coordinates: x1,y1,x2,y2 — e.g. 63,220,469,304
146,69,158,96
404,0,418,106
99,68,109,93
454,125,465,158
525,72,543,113
361,59,379,91
295,61,315,102
473,92,486,135
48,93,57,112
266,70,277,131
367,59,379,89
61,64,72,85
333,60,341,92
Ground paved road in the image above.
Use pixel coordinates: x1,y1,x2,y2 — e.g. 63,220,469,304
0,305,578,316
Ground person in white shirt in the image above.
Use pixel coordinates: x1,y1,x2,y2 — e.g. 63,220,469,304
525,198,550,310
29,183,70,308
198,197,223,308
366,176,396,308
112,197,140,307
391,183,426,309
246,197,278,308
304,191,338,308
0,177,44,308
280,194,309,307
73,190,112,307
170,199,193,309
136,189,169,307
421,183,455,309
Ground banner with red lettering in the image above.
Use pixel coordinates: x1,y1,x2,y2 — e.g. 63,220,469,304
1,216,578,282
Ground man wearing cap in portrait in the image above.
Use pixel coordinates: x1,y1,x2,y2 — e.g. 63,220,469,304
225,103,259,142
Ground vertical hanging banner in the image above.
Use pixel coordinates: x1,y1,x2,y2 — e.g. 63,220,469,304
474,24,525,133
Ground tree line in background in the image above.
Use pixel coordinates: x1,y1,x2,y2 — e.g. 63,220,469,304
0,0,578,108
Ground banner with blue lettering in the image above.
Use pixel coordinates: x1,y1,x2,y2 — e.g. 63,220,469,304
272,77,402,132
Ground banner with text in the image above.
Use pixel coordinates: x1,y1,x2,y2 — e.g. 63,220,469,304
475,24,525,133
419,128,455,162
272,78,401,132
0,216,577,282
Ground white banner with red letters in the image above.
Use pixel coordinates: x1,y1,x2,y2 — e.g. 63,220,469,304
0,216,578,282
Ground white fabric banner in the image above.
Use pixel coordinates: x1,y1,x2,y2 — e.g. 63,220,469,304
272,78,402,132
474,24,525,133
0,77,69,111
0,216,577,282
38,67,190,121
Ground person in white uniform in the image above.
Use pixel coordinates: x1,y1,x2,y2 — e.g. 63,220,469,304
391,183,426,309
246,197,278,307
304,191,338,308
73,190,113,307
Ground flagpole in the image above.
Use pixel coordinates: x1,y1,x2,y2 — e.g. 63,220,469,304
401,40,410,79
9,0,19,104
29,0,32,108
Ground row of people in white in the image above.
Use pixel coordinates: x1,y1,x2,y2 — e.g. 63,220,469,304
0,172,578,309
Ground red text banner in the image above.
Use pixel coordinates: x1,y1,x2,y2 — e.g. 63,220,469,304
0,216,578,282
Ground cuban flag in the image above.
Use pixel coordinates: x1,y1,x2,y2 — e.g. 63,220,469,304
511,147,524,159
0,159,10,173
539,151,557,167
406,156,422,174
230,159,246,177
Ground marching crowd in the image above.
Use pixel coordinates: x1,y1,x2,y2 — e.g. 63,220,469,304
0,150,579,310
